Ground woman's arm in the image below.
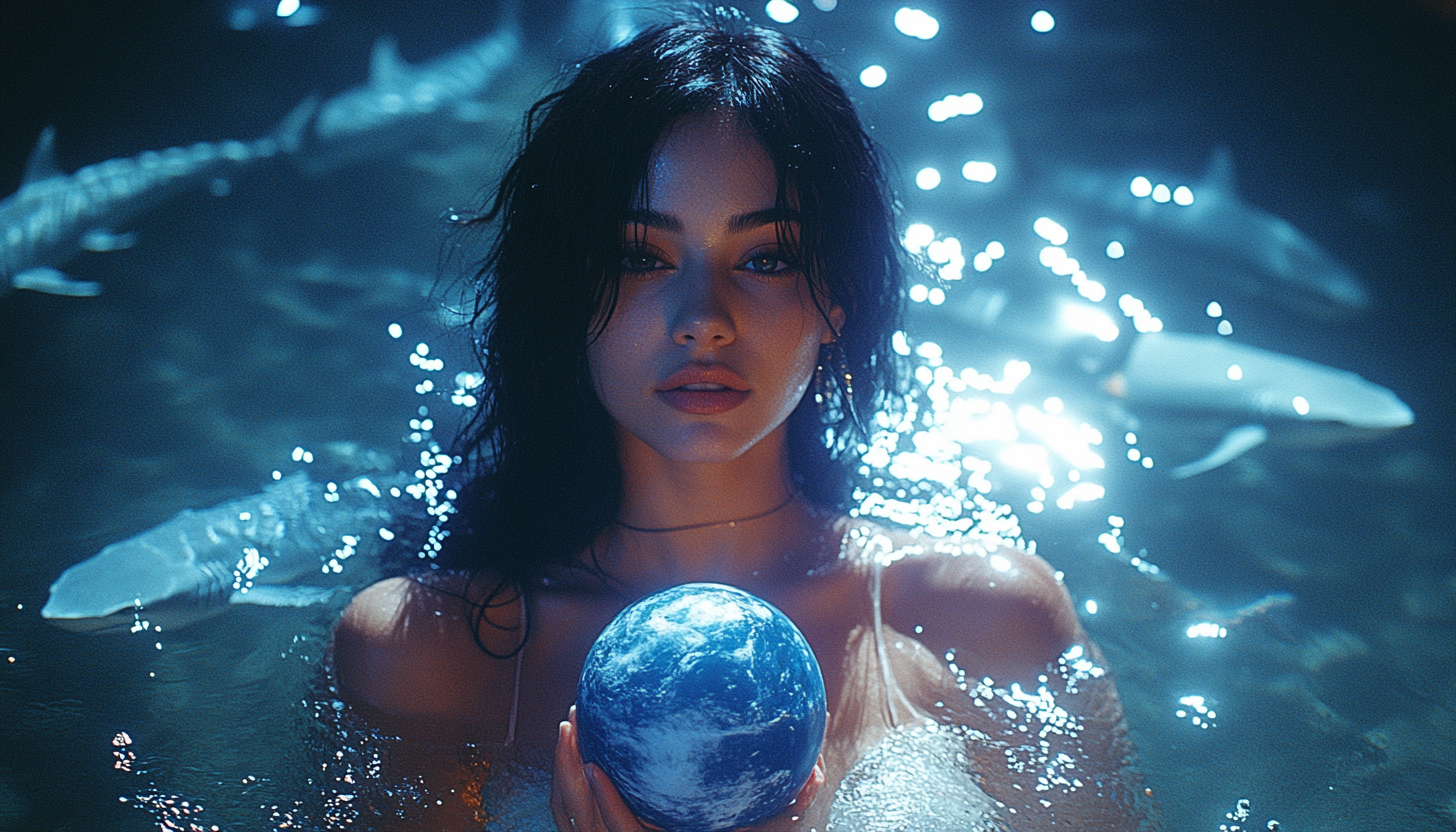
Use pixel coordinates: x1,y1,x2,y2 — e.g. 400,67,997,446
328,575,526,830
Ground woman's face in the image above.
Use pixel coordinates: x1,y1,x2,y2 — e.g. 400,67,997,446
587,112,842,465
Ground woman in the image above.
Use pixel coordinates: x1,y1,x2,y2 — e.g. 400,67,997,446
333,14,1148,831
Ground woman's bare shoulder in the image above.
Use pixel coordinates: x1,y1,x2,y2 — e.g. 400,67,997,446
332,571,522,736
866,524,1084,684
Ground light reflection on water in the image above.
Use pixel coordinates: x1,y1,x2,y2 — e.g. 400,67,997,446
0,1,1450,830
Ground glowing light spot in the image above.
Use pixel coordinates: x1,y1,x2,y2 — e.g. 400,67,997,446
916,167,942,190
909,284,930,302
379,528,395,540
1058,303,1119,343
973,252,993,271
962,160,997,182
894,7,940,39
1130,176,1152,197
1206,301,1222,317
1077,279,1107,302
1033,217,1069,246
1106,241,1124,258
1039,246,1067,268
1001,443,1050,475
1125,432,1137,444
277,0,300,16
1218,320,1234,335
1085,599,1098,615
388,323,403,338
1227,364,1244,381
1292,396,1310,415
1043,397,1064,414
1056,482,1105,509
765,0,800,23
1152,183,1171,203
928,93,983,122
1128,448,1141,461
859,64,887,87
1186,622,1228,639
989,554,1012,572
986,241,1005,259
1030,10,1055,31
813,0,837,9
1173,185,1194,205
928,287,946,305
903,223,935,253
892,331,912,356
914,341,942,361
1142,457,1154,468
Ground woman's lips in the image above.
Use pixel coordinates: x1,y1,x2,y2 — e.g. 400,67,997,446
657,366,750,414
658,387,750,414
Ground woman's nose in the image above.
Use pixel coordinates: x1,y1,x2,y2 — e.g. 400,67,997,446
669,263,736,348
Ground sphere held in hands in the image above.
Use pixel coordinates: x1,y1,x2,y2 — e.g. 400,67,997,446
576,583,828,832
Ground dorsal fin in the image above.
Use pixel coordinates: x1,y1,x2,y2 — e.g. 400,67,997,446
1202,145,1236,193
368,36,407,87
22,126,63,184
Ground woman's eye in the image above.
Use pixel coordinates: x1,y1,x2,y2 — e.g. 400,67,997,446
742,254,796,275
621,251,667,272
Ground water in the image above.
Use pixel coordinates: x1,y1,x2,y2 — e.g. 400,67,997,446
2,2,1452,829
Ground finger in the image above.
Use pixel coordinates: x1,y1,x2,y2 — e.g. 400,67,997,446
551,719,580,831
585,763,650,831
788,753,826,815
553,716,603,831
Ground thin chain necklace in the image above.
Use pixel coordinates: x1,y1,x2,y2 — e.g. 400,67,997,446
613,492,798,533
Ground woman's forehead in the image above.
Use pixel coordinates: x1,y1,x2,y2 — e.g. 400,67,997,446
630,112,794,218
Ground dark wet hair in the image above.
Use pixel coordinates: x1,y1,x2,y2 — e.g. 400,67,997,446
436,13,906,650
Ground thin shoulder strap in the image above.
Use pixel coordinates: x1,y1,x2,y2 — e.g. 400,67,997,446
864,534,916,728
504,593,527,747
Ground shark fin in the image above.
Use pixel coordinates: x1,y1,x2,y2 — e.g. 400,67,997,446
368,36,407,88
229,585,348,607
22,126,63,185
1170,424,1268,479
1203,145,1236,193
80,229,136,252
11,267,101,297
271,94,319,154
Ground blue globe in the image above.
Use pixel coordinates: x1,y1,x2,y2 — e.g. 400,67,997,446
576,583,827,832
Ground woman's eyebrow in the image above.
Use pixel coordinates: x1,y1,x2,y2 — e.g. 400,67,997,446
620,207,801,234
623,208,681,232
729,207,801,234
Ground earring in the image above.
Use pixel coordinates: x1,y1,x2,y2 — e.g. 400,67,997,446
815,341,856,423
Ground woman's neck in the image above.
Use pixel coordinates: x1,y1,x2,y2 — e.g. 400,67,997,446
600,425,834,592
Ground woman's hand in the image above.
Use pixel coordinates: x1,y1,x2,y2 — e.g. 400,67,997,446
551,706,649,832
550,706,826,832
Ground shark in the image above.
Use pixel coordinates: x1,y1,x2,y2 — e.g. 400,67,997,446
0,98,315,299
1104,331,1414,477
908,292,1412,477
41,472,422,633
297,25,520,171
1036,149,1371,320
